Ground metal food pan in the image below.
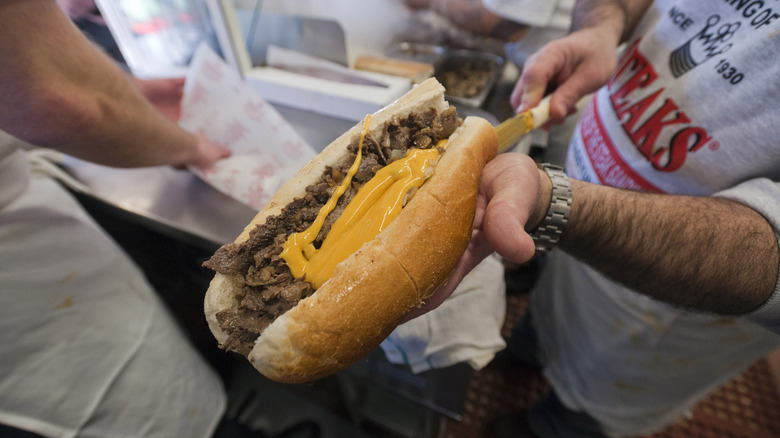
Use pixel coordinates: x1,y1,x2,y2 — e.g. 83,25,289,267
435,49,504,108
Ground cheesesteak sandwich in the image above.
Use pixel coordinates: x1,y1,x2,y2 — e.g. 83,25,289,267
203,78,498,383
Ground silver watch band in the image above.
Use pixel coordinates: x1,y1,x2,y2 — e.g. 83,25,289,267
530,163,572,252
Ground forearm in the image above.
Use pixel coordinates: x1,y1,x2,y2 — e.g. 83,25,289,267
570,0,653,44
0,0,198,167
561,179,779,315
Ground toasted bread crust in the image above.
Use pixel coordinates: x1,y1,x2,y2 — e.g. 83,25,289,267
205,78,498,383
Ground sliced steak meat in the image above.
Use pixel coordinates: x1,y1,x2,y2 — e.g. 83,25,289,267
204,107,461,355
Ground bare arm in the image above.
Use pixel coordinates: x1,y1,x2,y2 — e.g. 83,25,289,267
570,0,653,45
560,179,778,315
0,0,228,168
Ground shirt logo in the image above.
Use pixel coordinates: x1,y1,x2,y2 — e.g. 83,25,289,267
669,14,741,77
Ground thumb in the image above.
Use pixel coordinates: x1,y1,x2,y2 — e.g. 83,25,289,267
481,154,539,263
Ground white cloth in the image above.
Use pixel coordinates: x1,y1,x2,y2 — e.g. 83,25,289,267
380,255,506,373
539,1,780,436
0,133,226,437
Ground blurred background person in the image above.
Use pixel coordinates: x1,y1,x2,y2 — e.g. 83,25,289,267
401,0,575,67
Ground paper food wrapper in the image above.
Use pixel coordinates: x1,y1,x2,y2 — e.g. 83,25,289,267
179,44,316,210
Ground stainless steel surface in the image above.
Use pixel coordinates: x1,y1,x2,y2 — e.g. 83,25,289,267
269,64,390,87
274,103,355,150
436,49,505,109
65,160,256,248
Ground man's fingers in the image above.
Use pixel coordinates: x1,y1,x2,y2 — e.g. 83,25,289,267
510,47,564,111
481,154,539,263
484,198,536,263
548,57,613,120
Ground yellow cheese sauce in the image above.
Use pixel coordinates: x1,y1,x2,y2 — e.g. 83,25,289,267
280,116,448,289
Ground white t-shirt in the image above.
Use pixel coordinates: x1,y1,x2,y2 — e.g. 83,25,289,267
535,1,780,436
0,132,226,437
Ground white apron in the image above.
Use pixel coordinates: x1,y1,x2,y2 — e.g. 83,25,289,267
0,131,226,438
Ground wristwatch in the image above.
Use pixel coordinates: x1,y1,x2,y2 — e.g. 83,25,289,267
530,163,572,252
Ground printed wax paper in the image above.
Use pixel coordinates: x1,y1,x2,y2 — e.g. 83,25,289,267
180,44,316,210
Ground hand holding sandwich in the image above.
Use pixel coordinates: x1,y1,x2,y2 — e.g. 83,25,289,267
404,152,547,319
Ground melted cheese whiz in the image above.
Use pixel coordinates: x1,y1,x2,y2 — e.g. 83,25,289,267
280,115,448,289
